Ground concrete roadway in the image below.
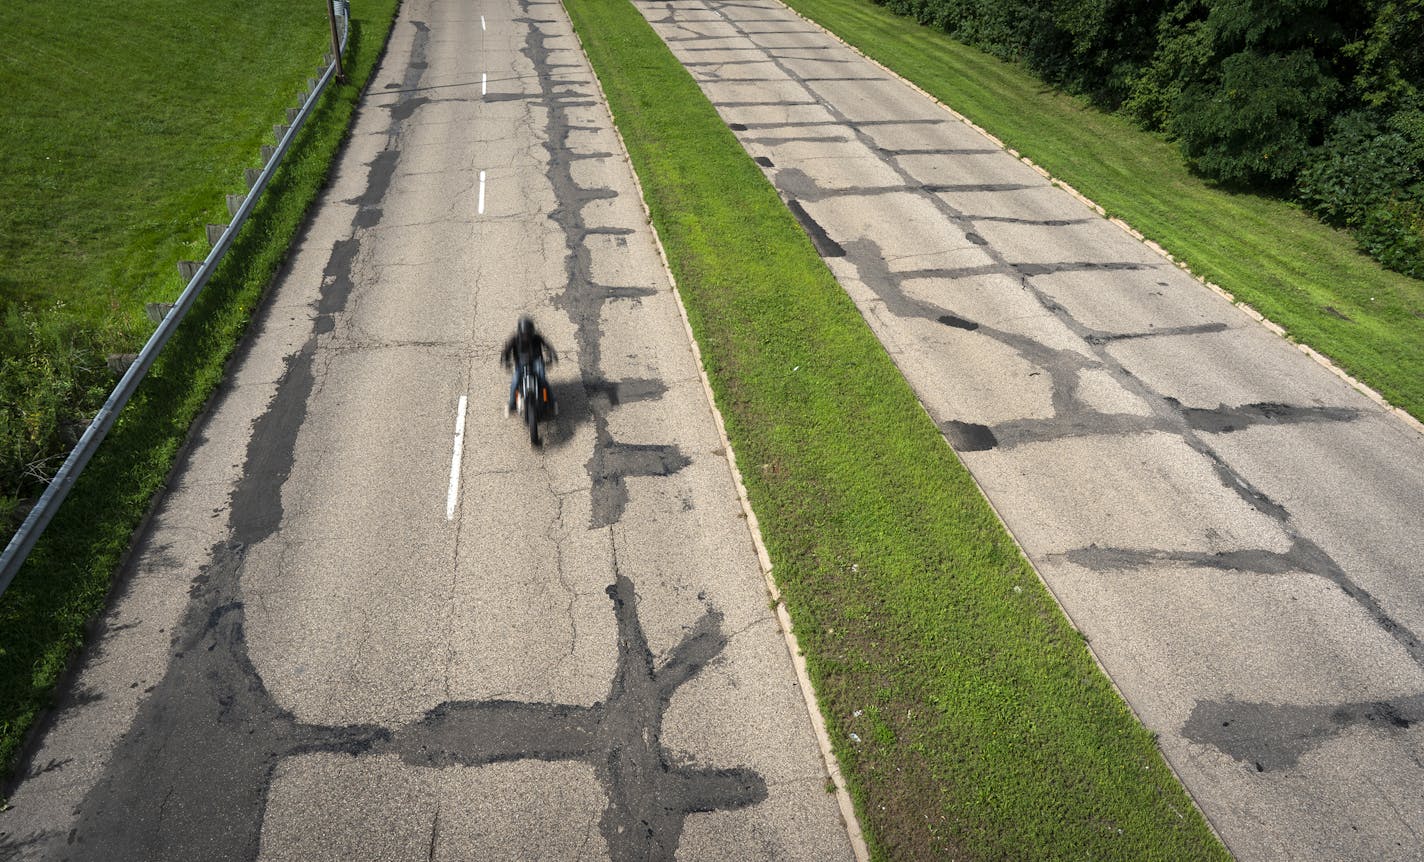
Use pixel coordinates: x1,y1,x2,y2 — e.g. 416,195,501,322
0,1,856,859
633,0,1424,858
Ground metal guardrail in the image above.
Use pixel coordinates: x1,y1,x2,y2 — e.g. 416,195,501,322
0,2,351,597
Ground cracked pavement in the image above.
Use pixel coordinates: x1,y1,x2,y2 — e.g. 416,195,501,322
635,0,1424,858
0,1,854,859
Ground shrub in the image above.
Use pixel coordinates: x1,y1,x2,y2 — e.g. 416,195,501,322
1123,0,1213,129
1296,104,1424,278
1358,196,1424,278
1297,111,1417,227
1044,0,1171,106
1172,49,1341,186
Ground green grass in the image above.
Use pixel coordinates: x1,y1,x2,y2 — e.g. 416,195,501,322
781,0,1424,421
563,0,1228,858
0,0,401,779
0,0,323,320
0,0,334,532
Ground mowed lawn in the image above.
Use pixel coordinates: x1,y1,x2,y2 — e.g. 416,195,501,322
0,0,328,532
0,0,327,320
564,0,1229,858
0,0,399,777
783,0,1424,422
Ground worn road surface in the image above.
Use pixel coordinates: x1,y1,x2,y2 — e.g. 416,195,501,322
634,0,1424,859
0,1,856,859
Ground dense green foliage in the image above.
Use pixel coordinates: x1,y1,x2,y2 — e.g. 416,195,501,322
872,0,1424,277
0,0,401,779
565,0,1229,857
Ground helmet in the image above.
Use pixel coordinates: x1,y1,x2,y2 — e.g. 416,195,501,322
517,315,534,338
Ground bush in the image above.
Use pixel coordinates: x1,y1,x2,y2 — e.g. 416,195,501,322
1172,49,1341,187
1297,111,1417,227
1124,0,1213,129
1043,0,1171,106
1296,104,1424,278
1358,196,1424,278
1345,0,1424,110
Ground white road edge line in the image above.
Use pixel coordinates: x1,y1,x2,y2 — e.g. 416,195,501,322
446,394,468,520
478,170,486,214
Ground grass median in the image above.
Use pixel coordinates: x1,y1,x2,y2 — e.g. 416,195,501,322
781,0,1424,422
0,0,400,780
563,0,1228,858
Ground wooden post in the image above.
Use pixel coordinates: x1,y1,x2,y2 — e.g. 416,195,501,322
327,0,346,84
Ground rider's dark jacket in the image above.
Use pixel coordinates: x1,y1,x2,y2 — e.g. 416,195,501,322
500,328,558,369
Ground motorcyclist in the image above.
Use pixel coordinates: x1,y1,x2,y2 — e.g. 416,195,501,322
500,315,558,417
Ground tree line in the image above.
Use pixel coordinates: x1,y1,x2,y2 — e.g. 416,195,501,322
873,0,1423,278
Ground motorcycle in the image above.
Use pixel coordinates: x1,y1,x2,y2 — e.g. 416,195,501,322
516,358,552,446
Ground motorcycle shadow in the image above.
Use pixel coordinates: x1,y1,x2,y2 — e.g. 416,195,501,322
533,376,664,450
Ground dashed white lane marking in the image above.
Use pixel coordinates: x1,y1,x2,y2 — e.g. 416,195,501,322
478,171,486,214
482,72,487,96
481,14,486,30
446,394,468,520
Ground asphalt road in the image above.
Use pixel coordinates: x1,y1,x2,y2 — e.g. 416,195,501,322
633,0,1424,858
0,1,856,859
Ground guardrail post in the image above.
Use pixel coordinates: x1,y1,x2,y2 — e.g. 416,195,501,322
206,224,228,246
327,0,347,83
274,123,290,141
227,194,247,217
144,302,175,323
106,353,138,375
177,261,202,282
286,107,301,124
244,167,263,190
261,144,276,163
